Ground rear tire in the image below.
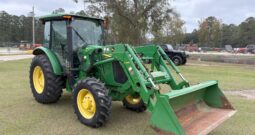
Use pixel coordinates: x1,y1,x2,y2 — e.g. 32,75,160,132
123,94,146,112
29,55,64,104
172,55,183,66
73,77,112,128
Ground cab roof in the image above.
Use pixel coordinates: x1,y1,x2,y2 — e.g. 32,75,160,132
39,13,103,22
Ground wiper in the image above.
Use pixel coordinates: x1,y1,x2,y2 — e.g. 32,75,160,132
72,27,87,43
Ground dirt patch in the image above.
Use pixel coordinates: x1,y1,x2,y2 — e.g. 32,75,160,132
224,90,255,100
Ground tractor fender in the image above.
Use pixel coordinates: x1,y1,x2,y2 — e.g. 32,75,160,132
33,47,63,75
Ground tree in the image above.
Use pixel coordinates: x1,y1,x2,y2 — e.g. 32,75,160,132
198,16,222,47
238,17,255,46
52,8,65,14
73,0,182,45
164,15,185,45
221,24,239,47
183,29,199,44
152,14,185,45
0,11,44,45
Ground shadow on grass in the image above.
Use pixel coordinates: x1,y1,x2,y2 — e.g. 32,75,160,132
29,92,156,135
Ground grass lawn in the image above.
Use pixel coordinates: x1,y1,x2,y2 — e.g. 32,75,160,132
180,60,255,90
0,59,255,135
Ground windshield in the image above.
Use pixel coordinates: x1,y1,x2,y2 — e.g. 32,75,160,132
71,18,103,51
166,44,174,50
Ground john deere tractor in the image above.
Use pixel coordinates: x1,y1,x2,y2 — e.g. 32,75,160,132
29,14,236,135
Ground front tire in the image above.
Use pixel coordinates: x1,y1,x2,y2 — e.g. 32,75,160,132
29,55,64,104
73,77,112,128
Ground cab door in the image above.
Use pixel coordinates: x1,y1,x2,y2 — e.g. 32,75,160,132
50,20,68,67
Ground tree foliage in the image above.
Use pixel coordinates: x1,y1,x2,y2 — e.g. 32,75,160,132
74,0,185,45
3,7,255,48
185,16,255,48
197,16,222,47
221,24,239,47
0,11,43,45
183,29,199,44
52,8,65,14
238,17,255,46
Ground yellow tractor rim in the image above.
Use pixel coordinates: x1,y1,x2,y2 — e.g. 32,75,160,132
77,89,96,119
33,66,45,94
125,95,141,105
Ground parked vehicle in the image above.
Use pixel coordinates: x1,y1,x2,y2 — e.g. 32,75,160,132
234,47,247,53
246,45,255,53
19,41,30,50
160,44,188,66
212,47,222,52
32,44,42,48
179,44,199,52
19,41,42,50
225,45,233,53
199,47,213,52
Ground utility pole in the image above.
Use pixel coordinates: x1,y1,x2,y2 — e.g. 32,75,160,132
32,6,35,45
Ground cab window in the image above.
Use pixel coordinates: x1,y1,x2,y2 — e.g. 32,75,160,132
43,22,50,48
51,20,67,66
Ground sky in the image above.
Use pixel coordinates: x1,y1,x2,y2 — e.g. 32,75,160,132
173,0,255,32
1,0,255,32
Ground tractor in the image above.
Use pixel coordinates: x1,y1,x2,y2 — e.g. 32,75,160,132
29,14,236,135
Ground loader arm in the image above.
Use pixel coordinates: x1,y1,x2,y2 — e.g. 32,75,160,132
89,44,235,135
91,44,186,104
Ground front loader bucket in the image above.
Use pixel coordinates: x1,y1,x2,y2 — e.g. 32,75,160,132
150,80,236,135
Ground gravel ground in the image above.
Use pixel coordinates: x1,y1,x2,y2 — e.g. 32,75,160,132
0,54,33,61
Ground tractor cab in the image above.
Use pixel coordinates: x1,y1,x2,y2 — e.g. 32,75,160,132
39,14,104,68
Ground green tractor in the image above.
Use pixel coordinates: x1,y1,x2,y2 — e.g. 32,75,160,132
29,14,236,134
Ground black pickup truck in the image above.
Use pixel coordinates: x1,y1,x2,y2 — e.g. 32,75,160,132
160,44,188,66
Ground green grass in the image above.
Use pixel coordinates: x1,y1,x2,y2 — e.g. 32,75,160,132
179,60,255,90
210,95,255,135
0,59,255,135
